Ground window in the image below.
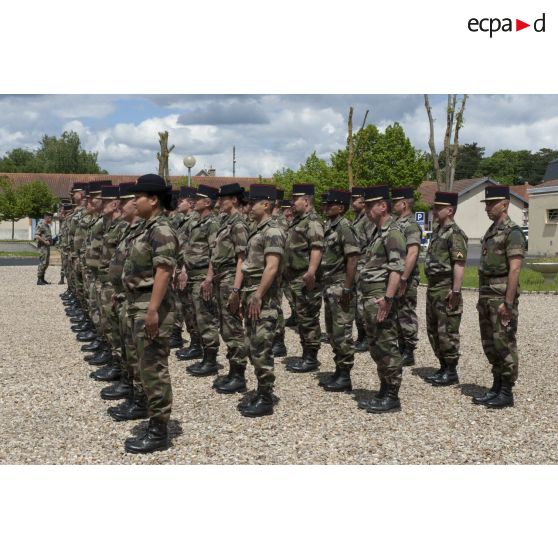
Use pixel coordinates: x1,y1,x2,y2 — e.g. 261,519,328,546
547,209,558,224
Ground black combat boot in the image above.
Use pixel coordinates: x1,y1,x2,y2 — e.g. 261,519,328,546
430,362,459,386
58,274,65,285
125,418,169,454
358,380,388,409
169,325,184,349
90,361,122,381
401,346,415,367
285,313,298,328
322,365,352,392
214,363,247,394
320,332,330,344
353,322,368,353
239,386,274,417
108,391,148,421
286,347,320,373
65,306,82,316
72,321,93,332
100,376,133,400
60,290,71,299
425,360,447,383
176,334,203,360
472,376,502,405
366,383,401,413
188,350,219,376
81,339,103,352
271,332,287,357
318,367,340,387
70,314,87,324
483,377,514,409
37,274,49,285
76,330,97,342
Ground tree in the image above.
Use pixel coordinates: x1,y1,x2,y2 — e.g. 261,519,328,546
17,180,58,220
436,142,485,180
0,177,27,239
0,148,39,172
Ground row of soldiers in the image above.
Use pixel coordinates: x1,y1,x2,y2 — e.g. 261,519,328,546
55,175,525,453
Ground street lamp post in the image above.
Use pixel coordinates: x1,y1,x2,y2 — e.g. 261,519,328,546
183,155,196,188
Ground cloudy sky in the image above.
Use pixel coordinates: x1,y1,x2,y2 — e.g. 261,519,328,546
1,94,557,177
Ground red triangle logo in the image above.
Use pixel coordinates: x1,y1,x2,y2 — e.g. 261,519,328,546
516,19,530,31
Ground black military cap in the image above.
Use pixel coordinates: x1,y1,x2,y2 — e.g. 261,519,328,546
323,189,351,205
276,188,284,201
44,211,54,217
196,184,219,200
249,184,277,201
351,187,366,198
100,185,120,200
391,187,415,201
170,189,180,211
292,183,315,196
482,185,510,202
179,186,197,199
62,203,73,211
71,182,87,192
128,174,167,194
280,199,292,209
240,190,250,205
119,182,136,199
217,183,244,197
88,179,112,195
364,185,391,203
59,197,72,204
434,191,459,206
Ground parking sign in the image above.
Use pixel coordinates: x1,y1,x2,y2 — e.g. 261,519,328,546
415,211,425,226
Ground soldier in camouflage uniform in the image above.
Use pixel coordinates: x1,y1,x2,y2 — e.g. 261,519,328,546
35,212,53,285
356,185,407,413
474,185,526,408
209,183,250,393
424,191,468,387
284,183,324,373
237,184,285,417
117,174,178,454
351,187,376,351
278,198,297,328
317,190,360,392
57,202,72,285
178,184,221,376
392,187,422,366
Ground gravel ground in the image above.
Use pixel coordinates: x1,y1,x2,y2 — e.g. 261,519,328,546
1,265,557,465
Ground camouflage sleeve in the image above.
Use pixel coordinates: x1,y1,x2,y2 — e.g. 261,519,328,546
263,226,285,256
307,218,324,250
385,228,406,273
340,222,360,256
150,223,178,269
231,221,248,255
506,228,527,258
449,231,468,262
405,222,422,247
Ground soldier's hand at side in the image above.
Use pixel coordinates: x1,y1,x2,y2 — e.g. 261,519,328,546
302,271,316,291
497,303,511,327
144,309,159,340
445,290,460,310
398,278,408,298
248,293,262,321
340,290,352,312
178,270,188,290
374,297,390,323
201,278,213,301
227,291,240,314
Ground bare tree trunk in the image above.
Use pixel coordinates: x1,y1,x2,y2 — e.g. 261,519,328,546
449,95,469,190
424,95,443,190
12,219,15,239
444,95,456,190
360,109,369,131
348,107,354,189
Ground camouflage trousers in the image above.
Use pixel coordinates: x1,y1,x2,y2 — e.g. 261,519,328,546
87,275,102,334
477,294,519,383
99,281,122,356
173,284,184,330
129,296,175,423
275,285,285,337
37,246,50,277
396,281,419,351
177,286,199,339
215,274,247,367
426,285,462,365
284,284,296,315
242,289,278,389
289,275,322,351
119,300,138,385
323,282,355,368
187,279,220,351
361,285,402,386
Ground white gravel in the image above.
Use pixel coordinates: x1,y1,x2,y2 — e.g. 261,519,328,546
1,265,557,464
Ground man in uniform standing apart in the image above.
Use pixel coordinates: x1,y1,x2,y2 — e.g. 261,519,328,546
424,191,468,387
35,212,53,285
392,187,421,367
474,185,526,408
318,190,359,392
357,185,407,413
284,183,324,373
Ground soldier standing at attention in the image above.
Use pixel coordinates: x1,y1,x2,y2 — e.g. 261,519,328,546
392,187,422,367
356,185,407,413
35,212,53,285
424,191,468,387
121,174,178,454
280,198,297,329
284,183,324,373
474,185,526,408
237,185,285,417
317,190,360,392
209,183,250,394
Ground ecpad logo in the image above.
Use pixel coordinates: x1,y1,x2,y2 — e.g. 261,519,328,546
468,13,546,37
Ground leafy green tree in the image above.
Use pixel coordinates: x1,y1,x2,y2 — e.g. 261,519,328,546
0,177,28,238
0,148,39,172
437,142,485,180
17,180,58,220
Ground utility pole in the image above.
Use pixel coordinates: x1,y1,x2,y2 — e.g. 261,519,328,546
233,145,236,177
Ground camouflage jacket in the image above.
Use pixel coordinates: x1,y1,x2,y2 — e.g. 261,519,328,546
181,212,219,277
352,210,375,253
210,211,248,278
425,221,468,279
396,213,422,283
58,217,70,252
35,219,52,246
108,220,144,294
84,215,105,271
479,216,526,291
321,216,360,285
359,216,406,286
122,212,178,294
242,216,285,291
284,210,324,275
99,219,129,280
74,213,95,260
170,212,187,232
68,207,85,255
271,212,289,234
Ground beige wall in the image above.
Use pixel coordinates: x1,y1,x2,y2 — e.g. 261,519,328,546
0,218,32,240
528,192,558,256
